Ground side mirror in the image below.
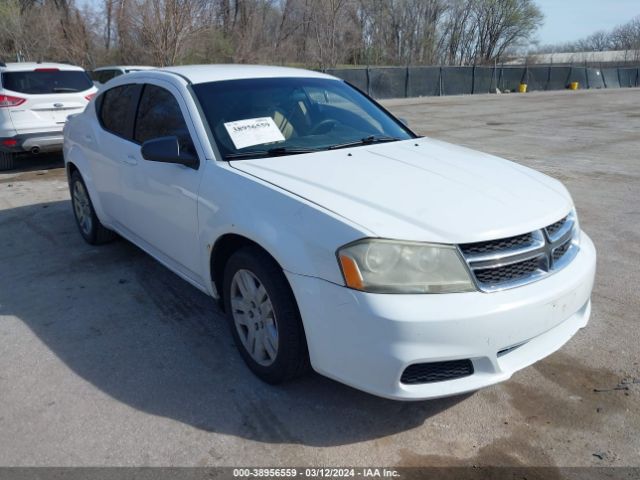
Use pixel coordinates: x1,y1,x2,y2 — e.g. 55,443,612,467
140,136,199,169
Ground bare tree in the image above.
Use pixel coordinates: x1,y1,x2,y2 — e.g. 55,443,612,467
0,0,547,68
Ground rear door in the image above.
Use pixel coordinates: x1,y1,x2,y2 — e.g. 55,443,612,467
90,83,142,224
1,69,94,134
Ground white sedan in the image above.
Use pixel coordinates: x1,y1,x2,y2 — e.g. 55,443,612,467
63,65,596,400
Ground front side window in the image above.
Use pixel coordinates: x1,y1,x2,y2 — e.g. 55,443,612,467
1,70,93,94
97,84,140,139
192,77,413,160
134,84,194,152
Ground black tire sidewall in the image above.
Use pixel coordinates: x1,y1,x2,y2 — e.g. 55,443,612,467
223,246,308,384
0,152,15,171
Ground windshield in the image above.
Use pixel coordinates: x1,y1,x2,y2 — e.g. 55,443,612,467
1,70,93,94
192,77,414,160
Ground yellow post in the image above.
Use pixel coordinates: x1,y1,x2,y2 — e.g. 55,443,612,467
569,81,579,90
518,83,528,93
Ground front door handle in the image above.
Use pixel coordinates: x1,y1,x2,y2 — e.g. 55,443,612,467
123,155,138,166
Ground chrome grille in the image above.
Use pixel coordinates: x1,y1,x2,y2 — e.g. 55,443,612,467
546,217,567,238
552,241,571,261
459,232,535,256
474,257,541,284
459,213,578,292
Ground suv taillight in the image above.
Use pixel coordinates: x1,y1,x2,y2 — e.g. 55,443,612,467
85,93,96,102
0,95,26,108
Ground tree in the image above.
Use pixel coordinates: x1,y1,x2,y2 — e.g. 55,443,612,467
0,0,546,68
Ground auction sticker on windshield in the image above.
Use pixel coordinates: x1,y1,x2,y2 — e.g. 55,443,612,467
224,117,286,149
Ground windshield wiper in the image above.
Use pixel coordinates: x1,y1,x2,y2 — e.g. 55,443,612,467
224,147,318,160
328,135,402,150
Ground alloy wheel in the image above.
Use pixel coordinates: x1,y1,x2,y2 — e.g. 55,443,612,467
230,269,279,366
73,180,93,236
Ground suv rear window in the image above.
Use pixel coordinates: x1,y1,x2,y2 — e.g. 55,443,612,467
1,70,93,94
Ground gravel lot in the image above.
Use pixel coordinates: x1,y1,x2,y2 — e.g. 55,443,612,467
0,88,638,468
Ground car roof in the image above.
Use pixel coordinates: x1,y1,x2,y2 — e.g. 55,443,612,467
160,64,335,85
0,62,85,72
94,65,156,71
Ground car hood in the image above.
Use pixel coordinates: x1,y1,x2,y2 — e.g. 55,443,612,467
230,137,574,243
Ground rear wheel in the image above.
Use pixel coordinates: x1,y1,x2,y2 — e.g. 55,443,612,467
70,170,116,245
0,152,15,171
223,246,310,384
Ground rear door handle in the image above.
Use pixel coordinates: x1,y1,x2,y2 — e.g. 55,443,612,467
123,155,138,166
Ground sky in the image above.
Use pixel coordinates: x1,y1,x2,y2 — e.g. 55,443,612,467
535,0,640,45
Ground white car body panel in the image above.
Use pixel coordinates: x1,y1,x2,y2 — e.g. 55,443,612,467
114,78,203,282
63,64,596,400
230,137,574,244
196,162,372,290
287,234,595,400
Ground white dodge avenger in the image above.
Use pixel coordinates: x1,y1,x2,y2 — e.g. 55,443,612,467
63,65,596,400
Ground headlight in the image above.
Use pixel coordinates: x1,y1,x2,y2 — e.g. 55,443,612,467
337,239,476,294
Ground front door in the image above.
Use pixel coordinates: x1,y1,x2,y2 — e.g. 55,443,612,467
119,81,204,284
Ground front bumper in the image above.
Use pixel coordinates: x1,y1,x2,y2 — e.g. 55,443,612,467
286,232,596,400
0,131,64,153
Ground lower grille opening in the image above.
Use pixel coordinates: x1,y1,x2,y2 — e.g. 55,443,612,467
401,359,474,385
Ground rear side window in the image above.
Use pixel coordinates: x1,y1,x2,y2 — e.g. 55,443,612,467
1,70,93,94
98,84,141,139
134,84,193,151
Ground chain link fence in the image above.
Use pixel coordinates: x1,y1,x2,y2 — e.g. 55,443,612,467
323,65,640,99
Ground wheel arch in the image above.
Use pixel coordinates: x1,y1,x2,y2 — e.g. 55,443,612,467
209,233,284,311
64,145,110,227
66,160,79,179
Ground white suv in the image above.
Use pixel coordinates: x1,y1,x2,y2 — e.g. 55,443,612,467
63,65,596,400
0,62,96,170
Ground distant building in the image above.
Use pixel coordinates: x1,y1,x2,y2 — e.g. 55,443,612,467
508,50,640,66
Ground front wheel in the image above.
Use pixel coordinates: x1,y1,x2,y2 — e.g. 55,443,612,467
70,170,116,245
223,246,310,384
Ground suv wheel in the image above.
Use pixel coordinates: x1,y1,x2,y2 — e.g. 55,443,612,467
0,152,15,171
223,246,310,384
70,170,116,244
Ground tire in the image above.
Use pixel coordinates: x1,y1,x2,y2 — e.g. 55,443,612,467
223,246,310,384
0,152,15,171
69,170,117,245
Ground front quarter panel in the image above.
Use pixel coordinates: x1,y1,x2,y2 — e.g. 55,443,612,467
199,161,371,294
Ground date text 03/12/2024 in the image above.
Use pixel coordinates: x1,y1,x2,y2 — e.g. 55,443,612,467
232,468,401,478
